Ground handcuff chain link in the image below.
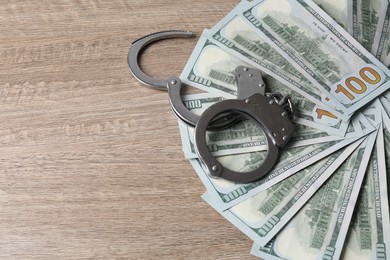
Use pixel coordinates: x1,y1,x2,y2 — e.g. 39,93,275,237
266,92,294,119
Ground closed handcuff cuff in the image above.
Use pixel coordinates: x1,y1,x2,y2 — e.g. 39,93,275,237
128,30,295,183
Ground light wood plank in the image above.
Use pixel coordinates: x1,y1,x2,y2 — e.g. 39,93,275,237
0,1,258,259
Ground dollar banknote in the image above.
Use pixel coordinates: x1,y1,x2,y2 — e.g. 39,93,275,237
372,1,390,67
347,0,384,53
204,13,346,120
202,139,363,247
251,129,378,260
381,102,390,221
238,0,390,118
342,105,390,260
380,90,390,109
313,0,348,29
180,33,350,136
189,134,362,211
180,117,350,159
179,93,372,159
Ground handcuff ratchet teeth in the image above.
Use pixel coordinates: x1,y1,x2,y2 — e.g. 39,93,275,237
128,30,295,184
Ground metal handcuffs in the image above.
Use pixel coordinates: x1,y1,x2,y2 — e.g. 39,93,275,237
128,30,295,183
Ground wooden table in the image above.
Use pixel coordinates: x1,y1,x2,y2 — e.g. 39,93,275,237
0,1,257,258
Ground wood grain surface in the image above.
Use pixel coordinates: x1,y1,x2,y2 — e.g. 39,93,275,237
0,1,259,259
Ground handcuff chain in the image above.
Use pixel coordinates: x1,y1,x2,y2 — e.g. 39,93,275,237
266,92,294,119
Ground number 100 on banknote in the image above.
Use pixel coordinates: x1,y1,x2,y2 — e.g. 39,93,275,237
240,0,390,119
333,64,385,104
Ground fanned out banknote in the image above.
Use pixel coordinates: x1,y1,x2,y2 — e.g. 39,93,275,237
180,32,350,136
316,0,390,68
313,0,349,30
202,138,364,246
204,12,347,120
347,0,385,53
172,0,390,259
237,0,390,118
178,93,374,159
250,128,378,260
372,1,390,67
248,103,383,260
380,92,390,112
341,105,390,260
189,135,363,211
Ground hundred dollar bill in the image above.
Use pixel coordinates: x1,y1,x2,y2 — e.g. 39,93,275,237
378,97,390,124
180,117,350,159
179,93,370,159
372,1,390,67
343,111,390,260
202,139,363,247
382,104,390,239
380,92,390,112
313,0,348,30
181,33,349,136
251,129,378,260
239,0,390,118
204,12,346,120
347,0,383,53
189,135,362,211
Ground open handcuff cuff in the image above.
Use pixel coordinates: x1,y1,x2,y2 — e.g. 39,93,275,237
128,30,295,183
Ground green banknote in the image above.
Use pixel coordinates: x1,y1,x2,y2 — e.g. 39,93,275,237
347,0,384,53
382,103,390,232
205,13,345,119
189,134,361,211
342,105,390,260
202,139,363,247
379,94,390,112
372,1,390,67
380,97,390,195
313,0,348,29
180,33,349,136
239,0,390,118
251,129,378,260
179,93,365,159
